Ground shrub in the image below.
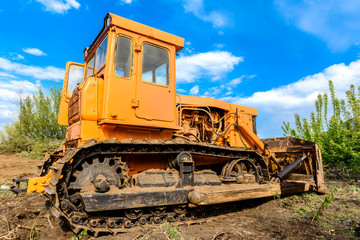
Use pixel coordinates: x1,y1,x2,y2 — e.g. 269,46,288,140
282,81,360,173
0,86,66,157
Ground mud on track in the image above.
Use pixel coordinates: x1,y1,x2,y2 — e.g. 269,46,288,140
0,154,359,240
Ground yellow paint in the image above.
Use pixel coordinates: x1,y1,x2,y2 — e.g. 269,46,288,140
27,171,52,193
81,76,98,121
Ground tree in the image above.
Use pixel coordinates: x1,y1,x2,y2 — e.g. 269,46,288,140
282,80,360,172
0,85,66,157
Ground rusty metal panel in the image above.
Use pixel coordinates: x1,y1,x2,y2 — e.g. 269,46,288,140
81,188,189,211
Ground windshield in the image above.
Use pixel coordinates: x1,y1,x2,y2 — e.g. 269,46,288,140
86,34,108,79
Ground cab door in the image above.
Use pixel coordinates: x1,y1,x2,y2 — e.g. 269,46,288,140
58,62,84,126
135,38,176,123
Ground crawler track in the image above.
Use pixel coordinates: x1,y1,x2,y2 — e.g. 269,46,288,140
40,138,271,236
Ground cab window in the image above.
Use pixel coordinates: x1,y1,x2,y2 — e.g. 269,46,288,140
95,35,108,72
85,34,108,79
67,65,84,98
114,35,133,78
86,54,95,79
141,43,169,86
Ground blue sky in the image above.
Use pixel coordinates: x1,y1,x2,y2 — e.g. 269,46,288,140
1,0,360,138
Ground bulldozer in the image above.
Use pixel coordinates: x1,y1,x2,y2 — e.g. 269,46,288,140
12,13,327,235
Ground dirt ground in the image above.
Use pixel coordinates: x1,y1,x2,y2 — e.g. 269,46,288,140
0,154,359,240
0,154,39,179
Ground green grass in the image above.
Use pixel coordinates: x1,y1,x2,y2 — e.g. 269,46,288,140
0,178,27,196
0,178,13,196
274,191,284,208
298,207,312,214
69,229,88,240
311,187,338,221
161,222,181,240
350,185,360,197
141,222,181,240
0,189,13,196
279,180,360,238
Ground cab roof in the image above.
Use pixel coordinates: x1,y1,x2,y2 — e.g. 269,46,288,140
109,13,184,52
86,13,184,58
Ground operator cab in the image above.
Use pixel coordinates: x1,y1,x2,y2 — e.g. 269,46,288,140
58,13,184,145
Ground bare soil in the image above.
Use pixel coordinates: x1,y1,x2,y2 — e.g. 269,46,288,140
0,154,39,179
0,154,359,240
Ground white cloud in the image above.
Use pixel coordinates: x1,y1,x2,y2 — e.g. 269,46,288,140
2,80,37,92
35,0,80,14
177,88,187,93
0,89,19,102
228,77,242,87
119,0,134,4
231,60,360,109
213,43,224,49
203,86,224,97
22,48,46,56
0,57,64,81
176,51,243,83
275,0,360,51
183,0,228,28
0,72,16,79
0,80,37,102
0,80,38,126
9,53,24,60
201,76,247,98
224,59,360,137
0,107,15,120
0,57,61,128
189,85,199,95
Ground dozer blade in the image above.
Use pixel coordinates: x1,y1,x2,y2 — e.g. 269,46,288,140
262,137,328,194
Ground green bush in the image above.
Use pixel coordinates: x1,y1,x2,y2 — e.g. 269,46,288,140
282,80,360,173
18,139,64,159
0,86,66,157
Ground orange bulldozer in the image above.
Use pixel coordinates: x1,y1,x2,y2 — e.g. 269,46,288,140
12,13,327,235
